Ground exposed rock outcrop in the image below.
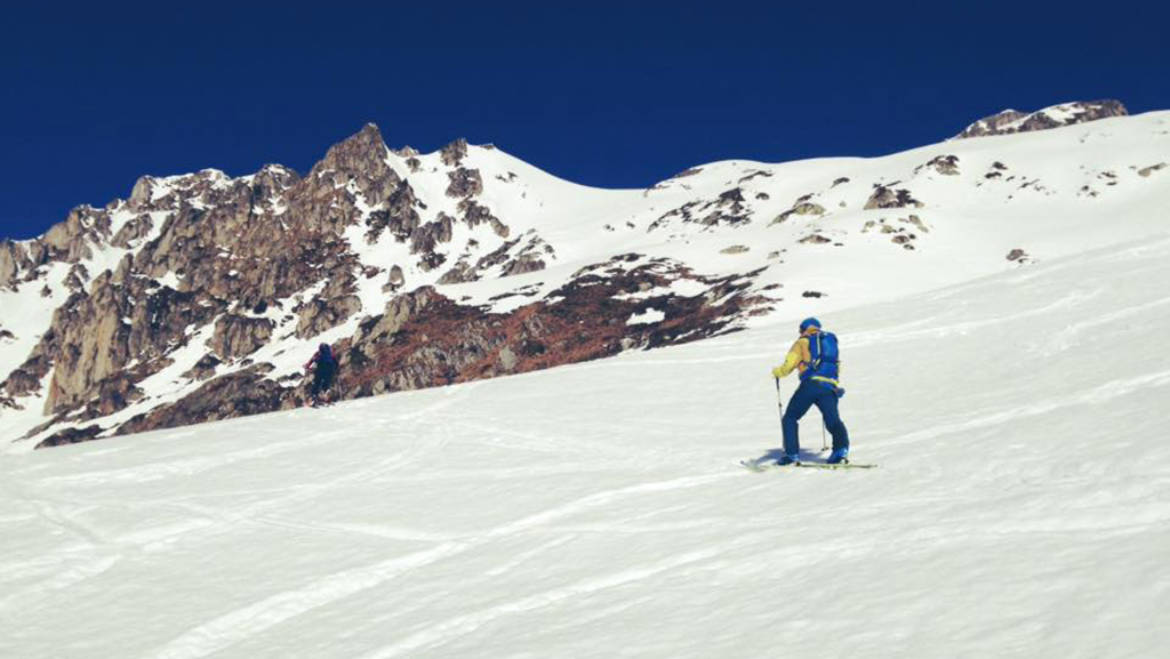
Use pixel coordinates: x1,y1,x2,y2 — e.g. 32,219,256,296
771,200,826,225
916,155,960,176
799,234,831,244
115,365,288,436
458,199,509,238
446,168,484,198
35,424,103,449
864,185,923,210
440,138,469,167
110,214,155,248
182,354,221,381
437,259,478,285
955,100,1127,139
333,259,768,398
0,241,32,289
296,295,362,339
383,265,406,292
410,214,455,255
649,187,753,231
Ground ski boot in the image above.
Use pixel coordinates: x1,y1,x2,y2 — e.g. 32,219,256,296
826,448,849,465
777,454,800,466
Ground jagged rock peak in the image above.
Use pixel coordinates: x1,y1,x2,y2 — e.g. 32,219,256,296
354,122,384,142
128,175,154,206
319,123,391,169
256,163,298,176
955,100,1128,139
440,138,470,166
249,163,301,186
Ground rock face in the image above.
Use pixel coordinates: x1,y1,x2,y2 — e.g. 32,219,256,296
36,273,220,415
955,100,1128,139
333,258,766,398
209,315,274,361
297,295,362,339
1,241,31,289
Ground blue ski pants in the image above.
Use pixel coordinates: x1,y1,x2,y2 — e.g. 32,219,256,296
782,379,850,456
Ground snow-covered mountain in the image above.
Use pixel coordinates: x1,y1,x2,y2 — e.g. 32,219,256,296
2,102,1168,451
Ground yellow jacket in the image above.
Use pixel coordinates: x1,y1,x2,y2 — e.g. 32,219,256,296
771,329,841,384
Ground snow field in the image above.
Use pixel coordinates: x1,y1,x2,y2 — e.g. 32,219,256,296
2,234,1169,657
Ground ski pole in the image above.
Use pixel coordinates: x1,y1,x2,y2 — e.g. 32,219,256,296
821,419,828,452
774,377,783,427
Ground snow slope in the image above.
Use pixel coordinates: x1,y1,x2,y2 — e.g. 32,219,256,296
3,234,1168,657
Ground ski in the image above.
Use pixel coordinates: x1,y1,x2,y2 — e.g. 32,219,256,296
740,459,876,471
795,461,877,470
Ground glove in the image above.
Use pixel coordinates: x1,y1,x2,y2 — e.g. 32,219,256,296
771,366,784,378
836,386,846,399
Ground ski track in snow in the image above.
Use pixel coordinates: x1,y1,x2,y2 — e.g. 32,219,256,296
2,235,1170,657
358,541,751,659
148,473,732,659
883,368,1170,448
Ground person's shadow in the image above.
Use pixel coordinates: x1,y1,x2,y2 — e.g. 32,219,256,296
745,447,827,467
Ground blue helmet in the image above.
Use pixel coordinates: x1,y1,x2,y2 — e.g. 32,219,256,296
799,317,821,333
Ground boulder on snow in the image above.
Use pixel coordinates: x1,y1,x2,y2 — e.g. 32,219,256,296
1138,163,1166,177
864,185,923,210
1006,248,1031,264
771,202,826,225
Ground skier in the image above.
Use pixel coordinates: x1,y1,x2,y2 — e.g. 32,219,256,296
771,317,850,465
304,343,338,407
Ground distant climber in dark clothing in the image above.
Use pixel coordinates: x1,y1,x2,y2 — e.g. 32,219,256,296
304,343,338,406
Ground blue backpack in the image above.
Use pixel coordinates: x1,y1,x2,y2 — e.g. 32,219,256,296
802,331,840,385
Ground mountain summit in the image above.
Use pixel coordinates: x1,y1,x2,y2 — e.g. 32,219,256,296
954,99,1128,139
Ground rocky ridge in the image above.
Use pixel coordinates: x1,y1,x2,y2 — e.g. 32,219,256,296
1,125,777,448
954,100,1128,139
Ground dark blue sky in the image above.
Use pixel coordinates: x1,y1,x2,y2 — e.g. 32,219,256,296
3,1,1166,239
